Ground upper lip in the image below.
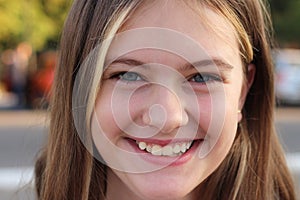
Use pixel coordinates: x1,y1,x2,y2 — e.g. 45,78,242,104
127,137,204,146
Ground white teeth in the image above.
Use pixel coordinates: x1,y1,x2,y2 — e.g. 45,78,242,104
162,145,173,156
151,145,162,156
136,140,194,157
146,145,152,153
138,142,147,150
187,142,192,149
181,143,187,153
173,144,181,154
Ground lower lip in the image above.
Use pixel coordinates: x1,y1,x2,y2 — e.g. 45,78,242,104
127,139,203,167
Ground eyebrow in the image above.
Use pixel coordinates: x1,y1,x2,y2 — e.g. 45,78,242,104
111,58,145,67
109,57,234,72
180,58,234,72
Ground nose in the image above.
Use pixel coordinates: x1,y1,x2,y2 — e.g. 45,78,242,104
142,86,188,133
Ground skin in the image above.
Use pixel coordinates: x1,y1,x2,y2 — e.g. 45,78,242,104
91,1,255,199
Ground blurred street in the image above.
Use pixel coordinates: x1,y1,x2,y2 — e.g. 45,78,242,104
0,111,47,200
275,108,300,196
0,108,299,199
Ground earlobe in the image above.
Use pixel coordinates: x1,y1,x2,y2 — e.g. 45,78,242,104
238,63,256,121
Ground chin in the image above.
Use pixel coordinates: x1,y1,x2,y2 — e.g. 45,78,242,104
126,175,198,200
134,188,192,200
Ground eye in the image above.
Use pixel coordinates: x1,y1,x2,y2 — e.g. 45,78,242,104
110,71,144,82
189,73,222,83
119,71,143,81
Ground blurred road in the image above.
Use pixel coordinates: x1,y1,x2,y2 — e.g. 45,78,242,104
0,108,299,199
0,111,47,200
275,108,300,197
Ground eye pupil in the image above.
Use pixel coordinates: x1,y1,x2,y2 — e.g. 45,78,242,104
194,74,206,82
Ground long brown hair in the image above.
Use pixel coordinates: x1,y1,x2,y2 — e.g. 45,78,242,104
35,0,296,199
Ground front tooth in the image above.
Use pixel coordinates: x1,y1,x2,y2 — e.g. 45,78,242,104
173,144,181,154
151,145,162,156
181,143,187,153
138,142,147,150
162,145,173,156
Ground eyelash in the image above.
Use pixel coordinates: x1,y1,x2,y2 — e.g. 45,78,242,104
109,71,144,83
109,71,223,84
188,73,223,83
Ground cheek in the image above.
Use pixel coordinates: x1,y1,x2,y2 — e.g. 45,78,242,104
196,86,239,157
196,96,212,132
126,90,149,126
195,90,226,135
93,86,124,141
209,110,238,167
93,85,152,141
208,87,240,160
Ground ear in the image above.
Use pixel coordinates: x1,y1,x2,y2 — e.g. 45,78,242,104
238,63,256,121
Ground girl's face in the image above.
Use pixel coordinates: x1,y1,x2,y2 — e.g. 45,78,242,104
91,1,254,199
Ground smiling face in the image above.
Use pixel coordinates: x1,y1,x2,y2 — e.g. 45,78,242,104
91,1,253,199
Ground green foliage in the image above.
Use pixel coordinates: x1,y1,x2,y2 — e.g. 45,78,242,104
0,0,299,50
0,0,71,51
270,0,300,47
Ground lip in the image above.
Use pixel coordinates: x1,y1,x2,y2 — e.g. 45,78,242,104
126,138,203,167
128,137,204,146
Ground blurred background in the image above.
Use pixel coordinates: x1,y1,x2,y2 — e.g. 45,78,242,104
0,0,299,199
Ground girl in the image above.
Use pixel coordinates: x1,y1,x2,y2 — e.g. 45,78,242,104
35,0,296,199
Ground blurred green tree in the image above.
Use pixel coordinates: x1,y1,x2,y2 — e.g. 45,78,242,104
270,0,300,47
0,0,70,51
0,0,299,50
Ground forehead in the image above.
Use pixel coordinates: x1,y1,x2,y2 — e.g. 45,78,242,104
107,0,241,69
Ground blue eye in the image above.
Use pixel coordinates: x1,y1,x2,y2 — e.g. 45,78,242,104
118,72,143,82
189,73,222,83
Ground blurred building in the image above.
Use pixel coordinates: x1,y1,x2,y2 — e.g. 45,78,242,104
274,49,300,105
0,44,56,110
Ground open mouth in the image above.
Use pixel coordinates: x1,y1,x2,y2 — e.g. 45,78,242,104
134,139,201,157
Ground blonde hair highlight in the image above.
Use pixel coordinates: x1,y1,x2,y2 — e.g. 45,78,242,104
86,5,135,134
